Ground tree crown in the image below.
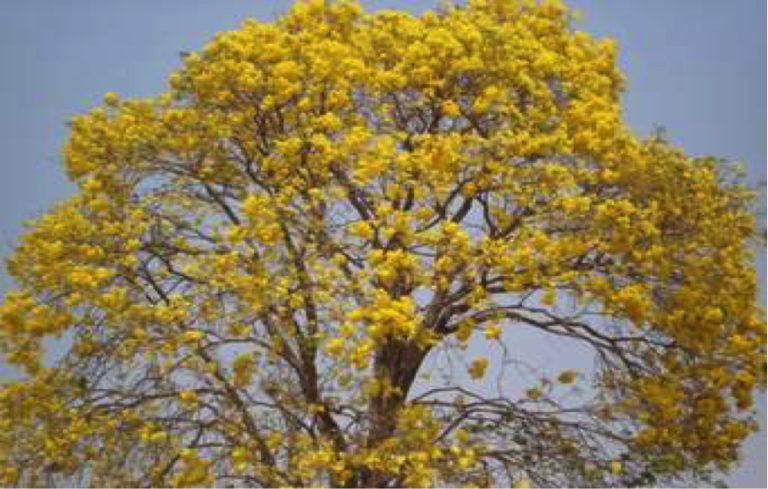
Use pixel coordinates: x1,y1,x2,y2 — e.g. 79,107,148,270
0,0,764,487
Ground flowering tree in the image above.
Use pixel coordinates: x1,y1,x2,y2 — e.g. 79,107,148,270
0,1,764,487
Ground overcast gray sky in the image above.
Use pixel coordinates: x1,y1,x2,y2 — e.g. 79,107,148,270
0,1,765,486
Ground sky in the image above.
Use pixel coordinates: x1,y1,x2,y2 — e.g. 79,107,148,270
0,0,765,486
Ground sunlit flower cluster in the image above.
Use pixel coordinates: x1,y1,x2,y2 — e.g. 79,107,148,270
0,1,763,487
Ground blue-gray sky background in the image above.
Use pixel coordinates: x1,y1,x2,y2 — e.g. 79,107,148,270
0,1,765,486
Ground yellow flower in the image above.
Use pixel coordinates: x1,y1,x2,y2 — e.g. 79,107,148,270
350,221,375,240
484,324,502,340
182,330,204,343
557,370,578,384
442,100,461,117
326,337,345,357
514,478,531,488
103,92,120,106
179,390,199,405
468,358,489,380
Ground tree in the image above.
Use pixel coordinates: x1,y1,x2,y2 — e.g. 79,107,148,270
0,0,764,486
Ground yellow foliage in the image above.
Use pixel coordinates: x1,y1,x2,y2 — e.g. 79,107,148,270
0,0,763,487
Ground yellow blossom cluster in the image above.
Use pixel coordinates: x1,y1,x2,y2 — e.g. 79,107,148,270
0,0,764,487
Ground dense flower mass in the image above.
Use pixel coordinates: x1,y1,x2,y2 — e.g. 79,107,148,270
0,0,764,487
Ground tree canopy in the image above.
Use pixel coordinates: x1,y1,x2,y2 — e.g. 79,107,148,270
0,0,764,487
